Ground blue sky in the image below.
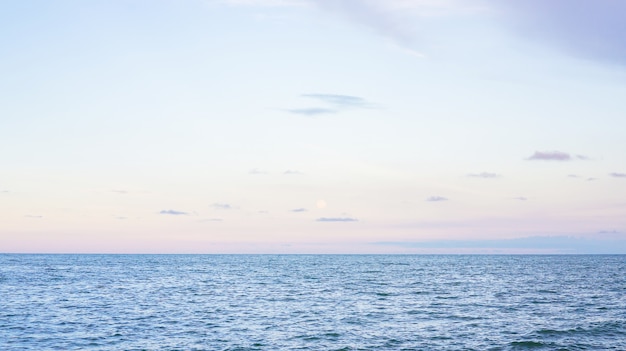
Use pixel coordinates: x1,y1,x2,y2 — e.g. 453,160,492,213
1,0,625,253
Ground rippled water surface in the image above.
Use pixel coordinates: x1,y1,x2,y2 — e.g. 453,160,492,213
1,255,625,350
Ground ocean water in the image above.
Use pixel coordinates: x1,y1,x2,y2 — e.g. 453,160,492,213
1,255,624,351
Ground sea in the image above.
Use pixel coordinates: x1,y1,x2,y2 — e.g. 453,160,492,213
1,254,624,350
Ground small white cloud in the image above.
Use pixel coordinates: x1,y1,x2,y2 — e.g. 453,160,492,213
468,172,499,178
527,150,572,161
598,230,620,234
159,210,189,215
249,168,268,175
219,0,305,7
316,217,358,222
200,218,223,222
212,203,234,210
302,93,370,108
426,196,448,202
291,208,308,212
286,108,337,116
610,172,626,178
284,169,304,175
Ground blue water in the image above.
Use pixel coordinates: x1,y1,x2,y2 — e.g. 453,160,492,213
1,255,624,350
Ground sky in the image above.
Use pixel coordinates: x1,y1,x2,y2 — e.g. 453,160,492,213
1,0,625,254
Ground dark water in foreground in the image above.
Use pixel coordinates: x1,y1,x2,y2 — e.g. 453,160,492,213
1,255,624,350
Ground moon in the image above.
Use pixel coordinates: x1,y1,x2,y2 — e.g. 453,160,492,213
316,200,327,209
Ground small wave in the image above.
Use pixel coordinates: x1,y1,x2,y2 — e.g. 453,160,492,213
509,340,545,348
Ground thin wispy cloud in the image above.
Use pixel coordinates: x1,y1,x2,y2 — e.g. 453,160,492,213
249,168,268,175
309,0,489,60
514,197,528,201
426,196,448,202
223,0,626,66
24,215,43,219
159,209,189,215
316,217,358,222
302,94,370,108
316,0,626,66
200,218,224,222
491,0,626,65
526,151,572,161
291,208,308,212
310,0,471,54
286,108,337,116
284,169,303,175
286,93,376,116
467,172,499,178
219,0,306,7
310,0,416,48
372,235,626,253
212,203,235,210
598,230,620,235
568,174,597,181
610,172,626,178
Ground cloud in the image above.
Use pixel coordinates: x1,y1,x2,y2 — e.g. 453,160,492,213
286,108,337,116
116,216,128,220
200,218,223,222
309,0,479,55
526,151,572,161
159,210,189,215
291,208,308,212
610,172,626,178
286,94,376,117
316,217,358,222
224,0,626,66
1,190,8,193
372,235,626,253
568,174,597,181
491,0,626,65
219,0,306,7
212,203,234,210
426,196,448,202
310,1,416,48
284,169,304,175
24,215,43,218
249,168,268,175
514,197,527,201
598,230,620,235
467,172,499,178
302,93,370,108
